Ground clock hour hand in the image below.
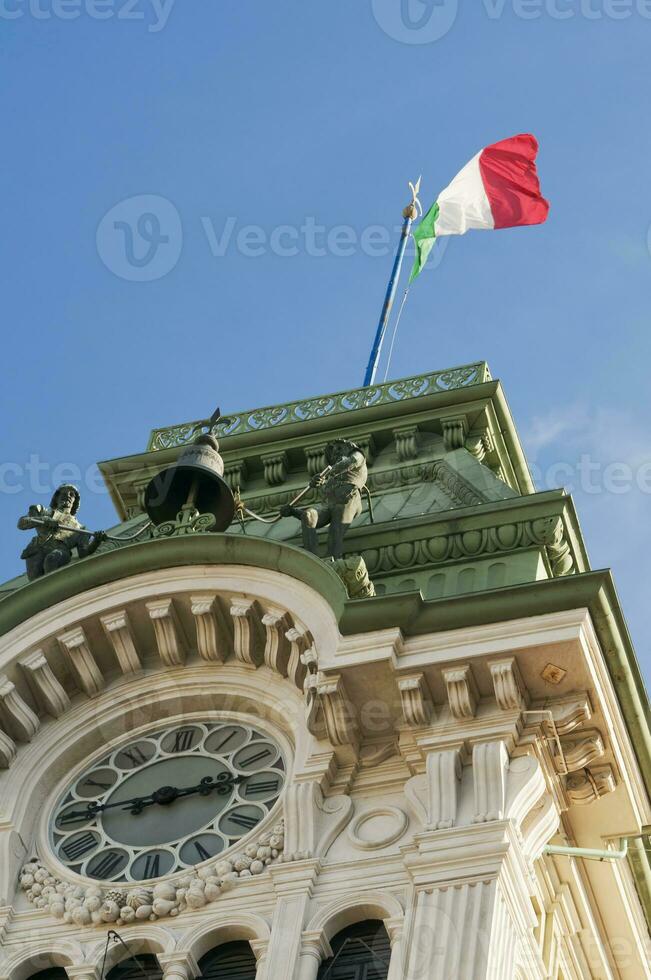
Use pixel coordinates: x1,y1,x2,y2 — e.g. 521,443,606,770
128,772,246,814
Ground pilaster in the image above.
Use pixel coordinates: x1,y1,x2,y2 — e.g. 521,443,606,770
265,859,321,980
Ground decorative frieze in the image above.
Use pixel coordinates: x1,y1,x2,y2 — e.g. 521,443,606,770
262,451,288,486
145,598,187,667
190,594,231,663
0,677,39,742
489,657,527,711
100,610,142,675
398,673,432,727
230,597,265,667
442,664,478,720
57,626,104,697
19,649,70,718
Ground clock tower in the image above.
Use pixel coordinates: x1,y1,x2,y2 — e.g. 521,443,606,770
1,362,650,979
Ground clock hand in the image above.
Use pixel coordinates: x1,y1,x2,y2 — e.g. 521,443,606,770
58,791,158,822
128,772,246,814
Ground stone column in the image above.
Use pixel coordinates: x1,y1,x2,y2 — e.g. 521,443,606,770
158,952,199,980
385,916,406,980
295,933,332,980
65,968,100,980
264,860,321,980
249,939,269,980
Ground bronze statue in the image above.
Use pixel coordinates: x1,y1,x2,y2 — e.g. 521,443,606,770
18,485,106,581
280,440,368,558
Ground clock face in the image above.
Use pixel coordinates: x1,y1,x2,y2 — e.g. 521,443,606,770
49,720,285,883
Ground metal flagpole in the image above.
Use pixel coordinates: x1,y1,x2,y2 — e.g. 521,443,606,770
362,177,422,387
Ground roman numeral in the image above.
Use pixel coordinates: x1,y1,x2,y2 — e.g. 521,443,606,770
121,746,148,768
239,747,272,768
89,851,123,880
194,841,211,861
212,729,238,753
244,777,279,796
62,833,96,861
83,777,113,791
59,809,92,826
227,813,258,830
172,729,195,752
143,854,160,878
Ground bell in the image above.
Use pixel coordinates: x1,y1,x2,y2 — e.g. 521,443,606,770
144,434,235,531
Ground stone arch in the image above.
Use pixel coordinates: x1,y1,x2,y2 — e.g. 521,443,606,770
85,927,176,974
2,941,82,980
306,890,403,942
179,911,270,962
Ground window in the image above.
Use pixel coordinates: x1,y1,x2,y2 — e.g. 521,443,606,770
106,956,163,980
317,920,391,979
28,971,68,980
198,942,258,980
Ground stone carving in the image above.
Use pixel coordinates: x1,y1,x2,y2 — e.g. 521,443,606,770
347,805,408,850
18,485,106,580
426,748,462,829
145,598,187,667
190,595,228,663
442,664,478,720
398,673,432,727
148,363,489,451
330,555,376,599
284,781,353,859
19,650,70,718
0,678,39,742
393,425,419,462
57,626,104,697
315,674,358,746
441,416,468,451
489,657,527,711
19,820,284,928
565,766,616,805
281,440,369,559
0,728,17,768
543,695,592,736
531,516,574,576
261,451,288,487
472,740,509,822
556,731,605,773
223,458,248,491
100,611,141,675
230,598,265,667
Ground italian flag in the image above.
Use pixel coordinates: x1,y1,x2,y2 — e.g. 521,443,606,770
410,134,549,281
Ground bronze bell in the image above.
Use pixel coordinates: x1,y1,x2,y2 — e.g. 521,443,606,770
144,434,235,531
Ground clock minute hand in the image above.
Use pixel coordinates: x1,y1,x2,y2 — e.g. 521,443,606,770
128,773,246,814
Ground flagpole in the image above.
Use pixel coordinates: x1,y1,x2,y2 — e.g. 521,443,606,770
363,178,422,387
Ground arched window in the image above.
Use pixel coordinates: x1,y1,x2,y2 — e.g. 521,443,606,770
106,956,163,980
317,920,391,979
28,971,68,980
198,942,258,980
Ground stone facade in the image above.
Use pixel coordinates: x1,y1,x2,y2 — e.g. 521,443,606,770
0,365,650,979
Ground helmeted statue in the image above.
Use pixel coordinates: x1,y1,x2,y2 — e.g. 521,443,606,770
280,439,368,559
18,484,106,581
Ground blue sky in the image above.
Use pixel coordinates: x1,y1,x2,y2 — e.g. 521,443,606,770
1,1,650,677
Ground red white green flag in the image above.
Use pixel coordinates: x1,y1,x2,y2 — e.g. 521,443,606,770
410,134,549,281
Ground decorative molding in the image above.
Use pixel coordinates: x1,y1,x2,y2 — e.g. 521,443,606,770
0,677,39,742
441,416,468,451
442,664,478,720
315,674,358,746
19,820,285,928
398,673,432,727
347,805,408,850
190,594,229,663
305,443,328,477
157,952,199,980
425,747,462,829
262,609,292,676
223,458,249,491
285,626,310,689
472,739,509,822
489,657,527,711
283,782,353,860
230,598,265,667
0,727,17,767
542,695,592,736
261,451,288,486
393,425,419,462
145,598,187,667
565,766,616,805
19,649,70,718
100,610,142,675
148,362,489,451
556,730,605,773
57,626,104,697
